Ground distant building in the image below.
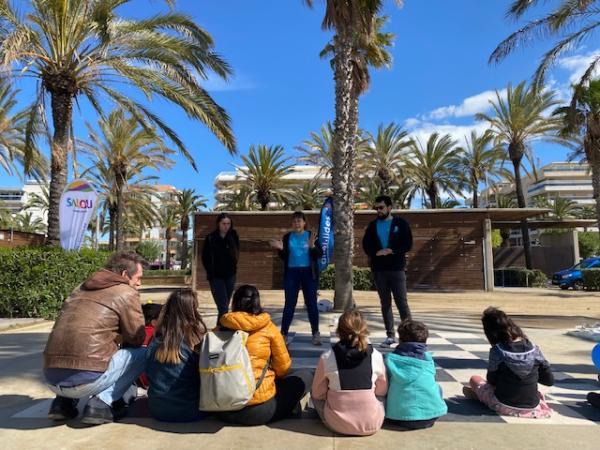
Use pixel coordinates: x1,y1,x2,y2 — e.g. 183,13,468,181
0,180,47,224
214,164,330,209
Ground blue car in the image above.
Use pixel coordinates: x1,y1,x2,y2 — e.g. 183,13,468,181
552,257,600,290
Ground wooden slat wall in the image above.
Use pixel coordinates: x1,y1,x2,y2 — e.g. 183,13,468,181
194,212,485,291
0,230,45,248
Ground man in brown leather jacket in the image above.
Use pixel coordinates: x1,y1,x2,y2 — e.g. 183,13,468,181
43,252,146,425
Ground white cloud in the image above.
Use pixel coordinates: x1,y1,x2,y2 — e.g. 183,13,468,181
406,120,489,147
557,51,600,85
202,72,255,92
423,89,506,120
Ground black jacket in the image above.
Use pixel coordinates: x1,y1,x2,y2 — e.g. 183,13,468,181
362,216,413,272
487,340,554,409
201,230,240,280
278,230,323,279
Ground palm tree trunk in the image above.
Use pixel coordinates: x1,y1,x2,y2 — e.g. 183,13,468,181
586,118,600,245
165,230,171,270
427,186,437,209
181,225,188,270
332,32,357,311
511,155,533,269
108,205,116,251
115,169,125,251
46,92,73,246
472,178,479,209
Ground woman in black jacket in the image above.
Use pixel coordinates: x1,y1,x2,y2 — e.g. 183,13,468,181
270,211,322,345
201,213,240,320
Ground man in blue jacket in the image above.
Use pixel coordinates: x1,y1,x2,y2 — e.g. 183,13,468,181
362,195,413,348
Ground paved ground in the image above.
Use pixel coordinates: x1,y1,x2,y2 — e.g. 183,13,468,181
1,288,600,449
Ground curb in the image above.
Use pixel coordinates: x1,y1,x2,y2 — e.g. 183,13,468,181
0,319,50,333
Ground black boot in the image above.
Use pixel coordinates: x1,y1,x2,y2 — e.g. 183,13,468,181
47,396,79,421
81,396,113,425
587,392,600,409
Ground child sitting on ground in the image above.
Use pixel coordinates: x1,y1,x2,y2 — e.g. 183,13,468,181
138,303,162,389
311,309,388,436
385,320,447,430
463,307,554,418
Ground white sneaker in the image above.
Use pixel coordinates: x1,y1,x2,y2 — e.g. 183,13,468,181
379,337,396,348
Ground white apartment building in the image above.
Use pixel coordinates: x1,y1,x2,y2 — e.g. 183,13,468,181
0,180,48,224
214,164,330,209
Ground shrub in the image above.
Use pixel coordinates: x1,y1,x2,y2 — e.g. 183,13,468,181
319,265,375,291
579,232,600,259
135,241,162,262
494,267,548,288
0,247,109,319
582,269,600,291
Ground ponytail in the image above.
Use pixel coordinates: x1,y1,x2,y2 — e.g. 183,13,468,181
336,308,369,352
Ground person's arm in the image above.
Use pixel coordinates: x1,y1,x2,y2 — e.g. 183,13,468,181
277,233,288,262
119,291,146,347
201,235,212,276
393,218,413,254
309,233,323,260
536,348,555,386
311,355,329,400
270,326,291,378
362,223,378,258
486,346,501,386
373,351,388,396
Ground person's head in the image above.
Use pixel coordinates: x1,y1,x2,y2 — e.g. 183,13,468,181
374,195,393,219
142,303,162,327
232,285,264,315
105,252,145,290
397,320,429,344
216,213,233,235
291,211,307,232
336,309,369,352
154,289,207,364
481,307,526,346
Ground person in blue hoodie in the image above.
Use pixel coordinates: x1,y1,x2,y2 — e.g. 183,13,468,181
384,320,447,430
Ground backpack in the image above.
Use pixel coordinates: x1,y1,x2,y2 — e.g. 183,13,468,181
198,330,270,411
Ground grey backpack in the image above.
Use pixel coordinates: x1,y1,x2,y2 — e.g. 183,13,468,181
198,330,269,411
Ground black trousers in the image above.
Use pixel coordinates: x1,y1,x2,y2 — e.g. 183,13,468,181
209,275,236,321
373,270,411,337
219,370,313,426
387,418,438,430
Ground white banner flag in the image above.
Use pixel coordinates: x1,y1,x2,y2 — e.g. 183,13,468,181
59,179,98,250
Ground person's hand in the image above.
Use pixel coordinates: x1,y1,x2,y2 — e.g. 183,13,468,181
376,248,393,256
309,232,318,248
269,239,284,251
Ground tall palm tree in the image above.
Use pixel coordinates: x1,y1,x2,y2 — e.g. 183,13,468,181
81,110,175,250
457,130,505,208
158,204,180,270
285,179,327,210
217,185,257,211
361,122,411,194
176,189,207,270
404,133,463,209
0,79,46,180
238,144,294,211
0,0,236,245
25,184,50,217
304,1,401,309
555,79,600,233
297,123,335,178
15,211,46,234
476,82,561,268
491,1,600,90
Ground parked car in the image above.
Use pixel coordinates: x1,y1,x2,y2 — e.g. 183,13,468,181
552,257,600,290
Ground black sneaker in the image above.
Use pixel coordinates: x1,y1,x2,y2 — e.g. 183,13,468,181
47,396,79,421
81,396,113,425
587,392,600,409
111,398,130,421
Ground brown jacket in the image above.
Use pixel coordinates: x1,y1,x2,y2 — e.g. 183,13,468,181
219,311,291,405
43,269,145,372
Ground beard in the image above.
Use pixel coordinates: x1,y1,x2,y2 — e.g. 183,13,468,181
377,209,390,220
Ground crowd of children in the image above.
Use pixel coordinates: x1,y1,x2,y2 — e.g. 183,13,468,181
129,286,572,434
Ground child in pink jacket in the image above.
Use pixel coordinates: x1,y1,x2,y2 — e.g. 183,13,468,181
311,309,388,436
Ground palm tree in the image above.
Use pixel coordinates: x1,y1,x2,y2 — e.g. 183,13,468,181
25,184,50,218
158,204,180,270
304,1,401,310
0,79,46,180
176,189,207,270
404,133,463,209
15,211,46,234
237,144,294,211
0,0,236,245
491,1,600,90
285,179,327,210
297,123,335,178
81,110,175,250
217,185,257,211
476,82,561,268
457,130,506,208
361,122,411,194
555,79,600,233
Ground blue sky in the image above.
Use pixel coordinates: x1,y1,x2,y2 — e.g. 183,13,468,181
1,0,595,205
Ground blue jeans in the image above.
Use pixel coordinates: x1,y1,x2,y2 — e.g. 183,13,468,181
46,348,146,406
281,267,319,335
209,275,236,321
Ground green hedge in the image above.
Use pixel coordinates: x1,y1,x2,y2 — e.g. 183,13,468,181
494,267,548,287
579,232,600,259
144,269,191,277
0,247,109,319
582,269,600,291
319,265,375,291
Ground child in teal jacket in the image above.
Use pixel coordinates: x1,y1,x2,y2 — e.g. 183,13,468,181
385,320,447,430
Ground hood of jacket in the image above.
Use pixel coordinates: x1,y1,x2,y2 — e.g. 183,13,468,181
333,341,371,368
394,342,427,360
82,269,131,291
220,311,271,332
490,340,541,379
385,351,435,384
